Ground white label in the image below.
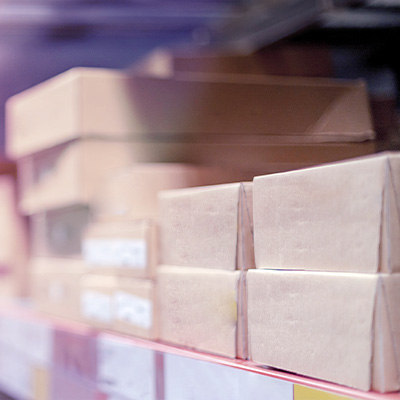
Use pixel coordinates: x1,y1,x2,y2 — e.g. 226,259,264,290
97,335,156,399
81,291,112,323
83,238,147,269
115,291,153,330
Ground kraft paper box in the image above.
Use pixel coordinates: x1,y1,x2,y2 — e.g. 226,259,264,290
0,175,28,297
31,205,91,259
157,266,247,359
113,278,158,340
17,139,145,215
93,163,250,221
83,219,158,279
159,182,254,271
247,269,400,392
31,258,86,321
7,67,374,160
253,152,400,273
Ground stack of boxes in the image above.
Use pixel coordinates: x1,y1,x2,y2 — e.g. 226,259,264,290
80,163,240,338
157,182,254,358
248,153,400,392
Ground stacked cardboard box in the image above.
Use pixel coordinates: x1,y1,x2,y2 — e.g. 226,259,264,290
157,182,254,358
0,162,28,299
248,152,400,393
80,163,241,339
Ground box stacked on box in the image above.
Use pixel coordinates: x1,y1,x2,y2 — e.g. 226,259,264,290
248,152,400,392
158,182,254,358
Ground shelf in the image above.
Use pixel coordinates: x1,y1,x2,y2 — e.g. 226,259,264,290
0,303,399,400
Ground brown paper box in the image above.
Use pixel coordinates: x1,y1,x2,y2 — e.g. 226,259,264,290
253,152,400,273
93,163,251,221
159,182,254,271
31,205,91,259
113,277,158,340
7,67,374,159
17,139,148,215
157,266,247,359
0,175,28,298
31,258,86,321
247,269,400,392
83,219,158,279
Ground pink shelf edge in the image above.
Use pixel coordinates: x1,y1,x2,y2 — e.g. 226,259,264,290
1,303,399,400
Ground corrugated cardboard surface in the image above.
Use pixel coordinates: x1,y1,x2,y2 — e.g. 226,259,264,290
83,219,158,279
247,269,400,392
253,152,400,273
157,266,244,359
159,182,254,271
31,258,86,322
7,67,374,159
93,163,250,221
31,205,91,259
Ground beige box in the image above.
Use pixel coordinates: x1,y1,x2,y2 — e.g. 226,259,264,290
83,219,158,279
113,278,158,340
80,274,117,330
247,269,400,392
31,258,86,321
159,182,254,271
0,175,28,298
17,139,151,215
157,266,246,359
254,152,400,273
31,205,91,259
93,163,250,221
7,68,374,159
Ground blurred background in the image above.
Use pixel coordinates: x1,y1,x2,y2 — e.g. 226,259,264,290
1,0,400,153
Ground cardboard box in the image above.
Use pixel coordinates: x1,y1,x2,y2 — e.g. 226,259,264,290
253,152,400,273
113,278,157,340
159,182,254,271
83,219,158,279
80,275,117,330
31,258,86,321
31,205,91,259
7,68,374,159
93,163,250,221
247,269,400,392
17,139,149,215
0,175,28,297
157,266,246,359
34,366,50,400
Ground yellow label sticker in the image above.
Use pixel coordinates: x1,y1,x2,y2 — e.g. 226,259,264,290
294,385,356,400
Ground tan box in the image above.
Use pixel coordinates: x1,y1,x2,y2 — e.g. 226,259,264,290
0,175,28,298
7,68,374,159
157,266,247,359
254,152,400,273
83,219,158,279
93,163,250,221
31,258,86,321
17,139,149,215
113,278,158,340
33,367,50,400
31,205,91,259
159,182,254,271
247,269,400,392
80,274,117,330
